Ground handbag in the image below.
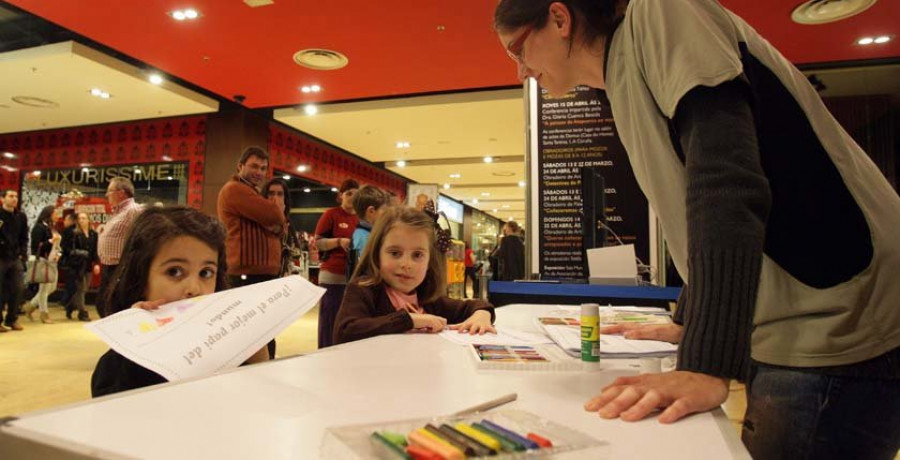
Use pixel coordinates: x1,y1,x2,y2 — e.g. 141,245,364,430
26,257,58,284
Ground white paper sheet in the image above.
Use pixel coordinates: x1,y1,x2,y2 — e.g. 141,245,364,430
535,319,678,358
438,328,553,346
85,275,325,381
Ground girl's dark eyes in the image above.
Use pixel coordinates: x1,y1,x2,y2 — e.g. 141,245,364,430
199,268,216,279
165,267,185,278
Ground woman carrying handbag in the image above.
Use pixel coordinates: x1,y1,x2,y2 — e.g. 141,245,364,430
62,212,98,321
24,206,61,324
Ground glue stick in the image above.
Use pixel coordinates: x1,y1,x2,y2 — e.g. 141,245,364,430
581,303,601,362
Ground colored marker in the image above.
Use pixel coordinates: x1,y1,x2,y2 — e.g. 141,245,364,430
471,422,525,452
423,424,475,457
405,444,442,460
370,432,412,459
409,429,465,460
380,431,408,448
527,432,553,448
453,423,503,452
440,424,497,456
481,420,540,450
434,424,496,457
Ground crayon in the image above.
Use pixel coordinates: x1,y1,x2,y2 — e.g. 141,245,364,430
453,423,503,452
380,431,408,448
472,422,525,452
527,432,553,448
435,424,496,457
423,424,475,457
481,420,540,450
405,444,443,460
409,428,465,460
370,432,412,459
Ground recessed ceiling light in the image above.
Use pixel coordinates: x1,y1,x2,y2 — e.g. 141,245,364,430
170,8,199,21
301,86,311,93
483,156,494,163
310,84,321,92
303,188,311,193
791,0,877,25
172,10,186,20
492,208,498,213
396,160,407,168
100,92,111,99
304,104,318,116
90,88,102,96
184,8,199,19
858,37,875,45
149,74,164,85
297,165,309,172
449,173,461,179
472,199,479,204
443,183,450,190
293,49,349,70
874,35,891,44
282,175,290,180
396,141,410,149
518,181,526,187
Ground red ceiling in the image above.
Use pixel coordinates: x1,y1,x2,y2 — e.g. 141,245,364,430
7,0,899,108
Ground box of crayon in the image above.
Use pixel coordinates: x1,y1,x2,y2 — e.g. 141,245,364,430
321,409,608,459
468,344,592,372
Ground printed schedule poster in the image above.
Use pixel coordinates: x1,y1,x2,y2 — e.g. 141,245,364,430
536,86,648,279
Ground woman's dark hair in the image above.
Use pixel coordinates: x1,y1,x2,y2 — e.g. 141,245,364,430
354,206,446,304
104,206,228,315
494,0,622,49
37,205,55,224
262,177,291,217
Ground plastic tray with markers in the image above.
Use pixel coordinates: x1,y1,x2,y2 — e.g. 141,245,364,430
320,409,609,459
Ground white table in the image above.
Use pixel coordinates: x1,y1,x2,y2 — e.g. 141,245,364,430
0,304,749,459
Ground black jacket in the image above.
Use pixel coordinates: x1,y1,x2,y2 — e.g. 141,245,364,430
30,221,54,259
0,208,28,261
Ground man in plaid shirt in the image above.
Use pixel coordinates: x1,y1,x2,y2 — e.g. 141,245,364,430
97,177,143,317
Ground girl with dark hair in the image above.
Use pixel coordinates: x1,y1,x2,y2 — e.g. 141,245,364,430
495,1,900,457
24,205,60,323
91,207,269,397
333,206,495,345
261,178,302,277
62,212,98,321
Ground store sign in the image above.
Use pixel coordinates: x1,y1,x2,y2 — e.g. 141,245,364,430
37,163,188,187
438,195,463,223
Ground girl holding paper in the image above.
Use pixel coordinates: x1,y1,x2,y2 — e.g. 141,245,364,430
91,207,269,397
333,206,496,344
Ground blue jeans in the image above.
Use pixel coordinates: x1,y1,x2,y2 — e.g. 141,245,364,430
742,363,900,459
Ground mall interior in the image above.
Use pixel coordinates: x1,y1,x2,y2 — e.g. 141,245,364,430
0,1,898,458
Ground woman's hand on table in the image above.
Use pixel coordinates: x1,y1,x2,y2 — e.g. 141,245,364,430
599,323,684,344
584,371,729,423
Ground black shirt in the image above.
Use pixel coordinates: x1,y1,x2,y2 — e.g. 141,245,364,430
0,208,28,261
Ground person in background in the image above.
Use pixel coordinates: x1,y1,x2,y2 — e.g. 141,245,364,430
334,206,495,345
262,177,303,278
314,179,359,349
91,207,269,397
463,242,478,299
0,190,28,332
63,212,98,321
57,212,78,311
491,220,525,281
494,1,900,458
97,177,143,318
348,184,391,280
24,205,60,324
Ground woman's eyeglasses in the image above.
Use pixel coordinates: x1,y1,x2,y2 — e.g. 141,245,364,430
506,25,533,63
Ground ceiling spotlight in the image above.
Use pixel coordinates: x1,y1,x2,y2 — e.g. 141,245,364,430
396,141,410,149
297,165,308,172
303,188,311,193
184,8,199,19
492,208,498,213
518,181,526,187
282,175,290,180
310,84,321,92
481,192,490,197
472,199,479,204
483,156,493,163
396,160,407,168
443,184,450,190
874,36,891,44
331,187,338,192
300,86,311,93
90,88,102,96
100,92,111,99
449,173,461,179
149,74,164,85
172,10,186,20
304,104,318,116
858,37,874,45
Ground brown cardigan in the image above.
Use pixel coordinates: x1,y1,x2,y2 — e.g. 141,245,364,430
334,281,495,345
216,175,285,276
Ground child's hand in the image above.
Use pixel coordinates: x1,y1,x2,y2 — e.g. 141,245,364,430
449,310,496,335
410,313,447,333
131,299,167,311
